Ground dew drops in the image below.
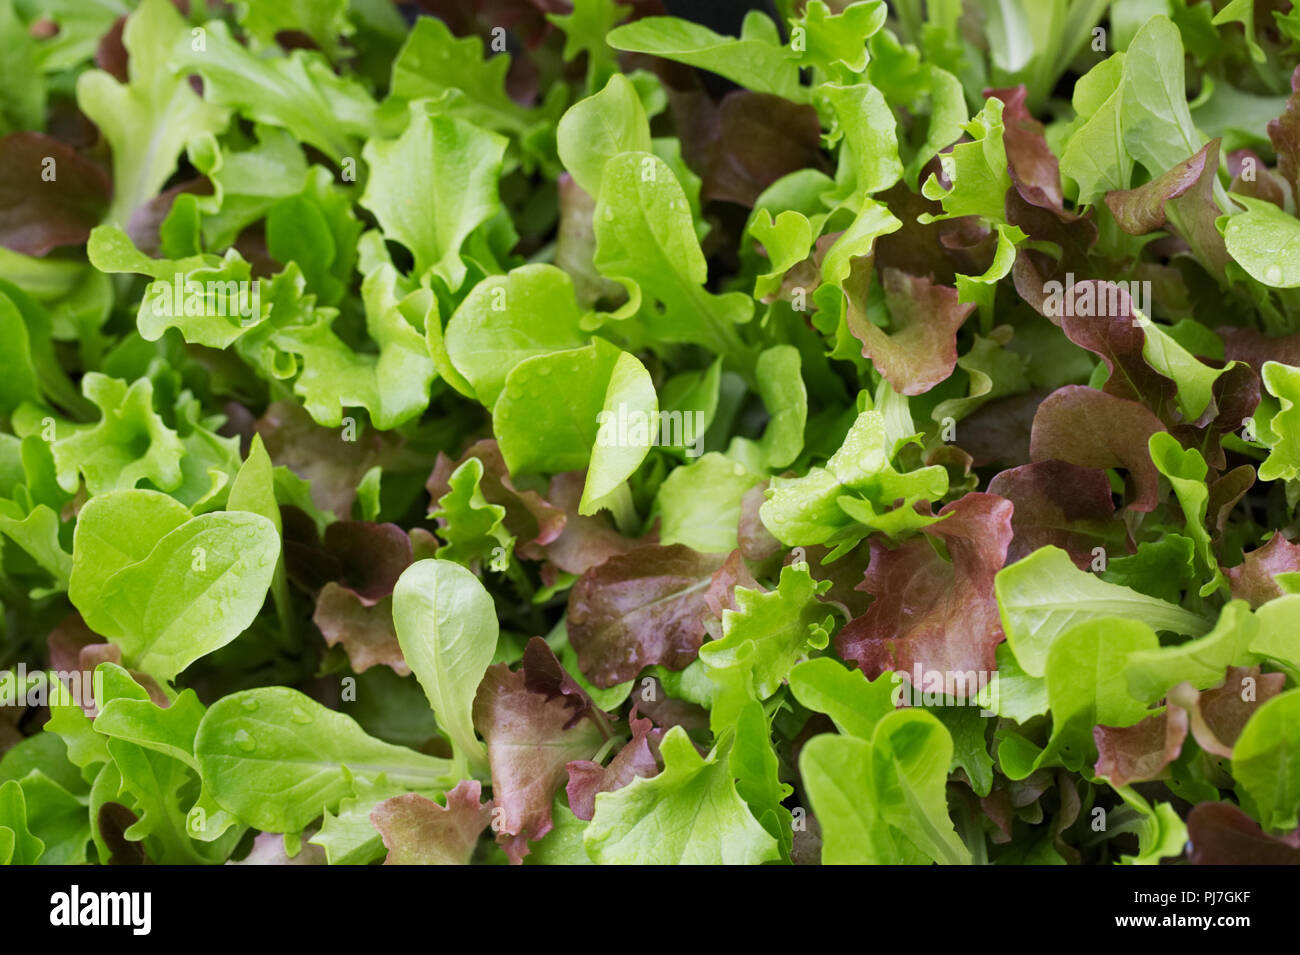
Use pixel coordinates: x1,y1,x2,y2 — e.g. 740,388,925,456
1265,264,1283,285
233,729,256,752
240,697,259,712
290,707,312,725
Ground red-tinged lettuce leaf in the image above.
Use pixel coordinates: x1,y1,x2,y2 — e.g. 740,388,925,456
323,521,413,605
47,612,102,679
988,85,1072,219
47,613,167,713
926,444,977,496
1148,140,1231,279
847,267,973,396
256,400,390,518
282,507,337,592
836,493,1013,692
285,519,414,604
703,548,760,639
1226,149,1286,208
1012,248,1075,319
1055,285,1248,462
1006,191,1097,318
1207,465,1256,537
672,88,827,207
312,585,409,676
1058,284,1173,409
980,788,1016,844
370,781,493,865
94,15,129,83
952,389,1048,468
1268,64,1300,200
873,179,976,286
1187,802,1300,865
1226,534,1300,608
228,831,327,865
96,803,148,866
427,439,564,560
567,543,727,688
541,470,649,580
1167,361,1260,470
738,481,782,561
1105,140,1218,240
1029,385,1165,512
935,219,1002,278
631,678,711,733
472,638,608,862
1219,326,1300,375
1172,666,1288,758
987,460,1123,567
556,173,626,309
1093,708,1188,786
518,635,605,727
786,544,875,619
126,178,212,258
566,710,662,821
0,132,111,256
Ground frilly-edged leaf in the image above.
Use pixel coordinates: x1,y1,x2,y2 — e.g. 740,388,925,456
921,96,1010,223
171,17,375,163
849,267,973,396
473,639,608,863
759,409,949,557
585,725,779,864
237,0,353,62
51,373,185,496
837,493,1012,695
1226,533,1300,607
592,151,753,369
87,226,260,348
1259,361,1300,481
370,781,493,865
360,106,507,290
699,563,833,701
567,544,727,688
76,0,230,226
390,15,545,141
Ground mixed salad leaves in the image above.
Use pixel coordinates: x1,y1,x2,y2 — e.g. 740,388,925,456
2,0,1300,865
